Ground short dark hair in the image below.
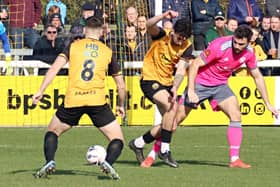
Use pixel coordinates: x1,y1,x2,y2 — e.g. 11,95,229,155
173,18,192,38
44,24,57,31
234,25,253,41
85,16,103,29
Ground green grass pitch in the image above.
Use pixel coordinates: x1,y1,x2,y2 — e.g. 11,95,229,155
0,126,279,187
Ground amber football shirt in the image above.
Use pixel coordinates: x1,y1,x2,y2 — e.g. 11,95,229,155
61,38,121,107
142,28,192,86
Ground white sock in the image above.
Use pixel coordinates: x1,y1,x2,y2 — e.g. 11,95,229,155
147,150,157,159
160,142,170,153
134,136,145,148
231,156,239,162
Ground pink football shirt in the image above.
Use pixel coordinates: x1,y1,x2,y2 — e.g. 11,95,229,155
196,36,257,86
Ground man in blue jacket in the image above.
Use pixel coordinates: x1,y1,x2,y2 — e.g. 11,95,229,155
227,0,263,26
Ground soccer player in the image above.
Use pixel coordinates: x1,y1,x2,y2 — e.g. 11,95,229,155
32,16,126,179
128,10,192,168
175,25,279,168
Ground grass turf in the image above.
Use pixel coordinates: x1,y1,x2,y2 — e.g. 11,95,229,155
0,126,279,187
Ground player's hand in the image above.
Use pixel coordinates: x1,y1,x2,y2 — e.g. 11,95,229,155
188,90,199,105
267,104,279,119
164,10,179,19
200,10,206,14
245,16,253,23
116,106,125,118
32,91,43,105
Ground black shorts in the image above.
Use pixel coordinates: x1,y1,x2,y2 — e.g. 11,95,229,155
56,103,116,128
140,79,172,103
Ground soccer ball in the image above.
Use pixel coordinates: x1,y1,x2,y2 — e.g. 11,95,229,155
86,145,107,165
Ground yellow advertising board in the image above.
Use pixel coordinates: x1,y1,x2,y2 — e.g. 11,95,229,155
0,76,276,126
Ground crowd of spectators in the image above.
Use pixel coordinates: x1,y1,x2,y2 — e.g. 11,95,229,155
0,0,280,76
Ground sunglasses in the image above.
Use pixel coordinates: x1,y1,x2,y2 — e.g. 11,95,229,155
74,36,84,40
47,31,57,34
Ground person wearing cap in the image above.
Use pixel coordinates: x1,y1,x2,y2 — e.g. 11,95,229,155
49,13,68,42
42,5,61,27
205,11,233,45
46,0,67,24
70,2,95,33
191,0,223,50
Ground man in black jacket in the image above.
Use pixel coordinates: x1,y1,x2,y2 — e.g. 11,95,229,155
32,24,66,75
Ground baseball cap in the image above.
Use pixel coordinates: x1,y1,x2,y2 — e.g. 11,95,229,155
82,2,94,11
215,11,225,20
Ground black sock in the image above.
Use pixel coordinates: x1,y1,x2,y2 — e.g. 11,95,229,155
143,131,155,144
105,139,124,165
44,131,58,163
161,129,172,143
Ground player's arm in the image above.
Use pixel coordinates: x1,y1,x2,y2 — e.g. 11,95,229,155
146,10,178,37
109,56,126,117
171,58,188,101
112,74,126,117
187,57,205,103
250,68,279,118
32,55,67,105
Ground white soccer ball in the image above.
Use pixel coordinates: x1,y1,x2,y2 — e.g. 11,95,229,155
86,145,107,165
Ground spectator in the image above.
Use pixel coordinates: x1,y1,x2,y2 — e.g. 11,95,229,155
7,0,41,49
262,15,280,75
265,0,280,17
92,0,104,19
227,0,263,27
0,0,9,28
191,0,222,50
137,15,148,38
42,5,61,27
123,24,146,67
226,18,239,32
259,15,271,37
137,15,151,56
46,0,67,24
70,2,95,33
0,20,12,75
251,27,267,61
31,24,66,75
205,11,233,45
125,6,138,26
162,0,191,22
0,3,8,19
49,13,67,38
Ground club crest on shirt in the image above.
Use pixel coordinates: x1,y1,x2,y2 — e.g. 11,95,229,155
203,49,211,57
239,57,246,63
152,83,159,90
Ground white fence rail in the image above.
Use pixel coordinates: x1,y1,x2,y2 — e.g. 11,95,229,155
0,60,279,76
